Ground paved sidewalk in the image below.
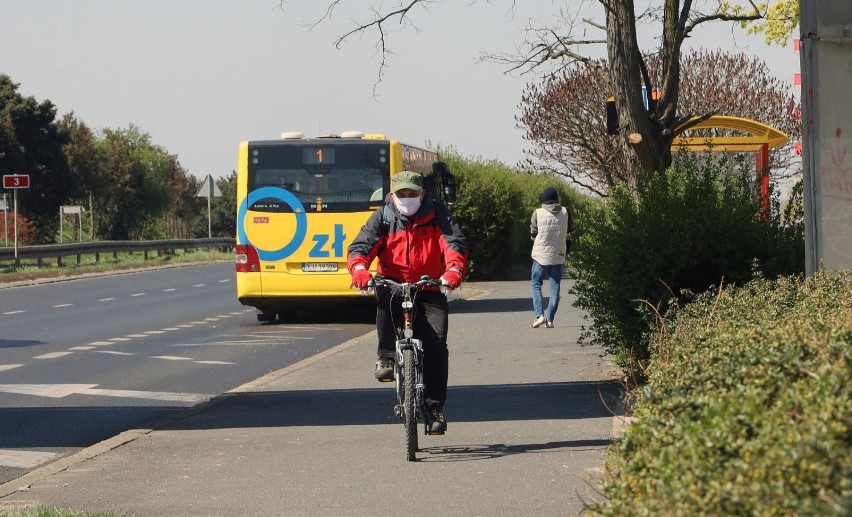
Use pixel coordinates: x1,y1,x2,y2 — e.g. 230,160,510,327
0,280,621,516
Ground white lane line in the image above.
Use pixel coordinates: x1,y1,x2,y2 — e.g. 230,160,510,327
34,352,73,359
97,298,115,302
175,324,194,328
2,310,25,315
84,388,208,403
95,350,135,356
189,321,206,325
69,346,96,351
192,284,205,288
144,330,166,334
88,341,114,346
130,293,146,297
0,364,24,373
150,355,193,361
53,303,73,308
218,279,230,283
0,449,59,468
109,337,131,342
126,334,148,338
194,360,236,365
161,327,180,331
162,288,177,292
0,384,207,403
204,317,221,321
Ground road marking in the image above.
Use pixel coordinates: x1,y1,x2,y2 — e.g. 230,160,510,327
109,337,131,342
87,341,114,346
69,346,96,351
0,364,23,372
0,384,97,397
218,279,230,283
144,330,166,334
34,352,73,359
97,298,115,302
0,384,207,403
175,324,194,328
2,310,25,315
95,350,134,356
194,360,236,365
189,321,206,325
0,449,59,469
161,327,180,331
130,293,146,297
162,288,177,292
52,303,73,308
192,284,205,288
126,334,148,338
150,355,192,361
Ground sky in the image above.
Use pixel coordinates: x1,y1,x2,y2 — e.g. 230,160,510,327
1,1,799,182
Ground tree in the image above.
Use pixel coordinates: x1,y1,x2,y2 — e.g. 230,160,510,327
93,125,182,240
719,1,799,46
299,1,767,175
519,50,801,196
0,74,78,242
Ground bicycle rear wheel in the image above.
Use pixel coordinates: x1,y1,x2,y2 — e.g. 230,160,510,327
403,347,418,461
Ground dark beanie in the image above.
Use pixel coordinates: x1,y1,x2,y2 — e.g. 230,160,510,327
541,187,558,203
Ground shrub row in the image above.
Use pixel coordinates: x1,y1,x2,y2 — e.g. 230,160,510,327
441,149,595,280
569,153,805,376
591,270,851,515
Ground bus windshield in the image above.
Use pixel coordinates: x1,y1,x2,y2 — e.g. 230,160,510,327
247,141,389,213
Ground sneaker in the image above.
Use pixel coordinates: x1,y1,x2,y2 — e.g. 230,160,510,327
374,356,394,382
428,406,446,433
545,320,554,328
531,315,546,328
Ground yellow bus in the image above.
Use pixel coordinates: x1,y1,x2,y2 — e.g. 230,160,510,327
235,131,456,322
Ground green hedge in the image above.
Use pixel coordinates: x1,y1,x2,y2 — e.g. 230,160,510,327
592,271,851,515
441,149,595,279
570,154,805,375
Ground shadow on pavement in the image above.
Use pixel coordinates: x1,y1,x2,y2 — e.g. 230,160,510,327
450,296,539,314
418,438,613,462
0,339,46,349
158,380,621,431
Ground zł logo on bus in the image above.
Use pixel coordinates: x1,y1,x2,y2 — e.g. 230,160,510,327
238,187,347,262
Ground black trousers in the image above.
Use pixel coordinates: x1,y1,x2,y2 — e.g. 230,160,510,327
375,285,449,406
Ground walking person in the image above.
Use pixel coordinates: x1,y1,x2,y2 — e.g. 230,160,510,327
348,170,468,432
530,187,575,328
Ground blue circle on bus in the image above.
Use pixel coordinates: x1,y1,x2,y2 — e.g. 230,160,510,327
237,187,308,261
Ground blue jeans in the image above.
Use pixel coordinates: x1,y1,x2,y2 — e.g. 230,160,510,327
531,260,563,321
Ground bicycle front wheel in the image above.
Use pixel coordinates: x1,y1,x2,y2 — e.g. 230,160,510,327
403,347,418,461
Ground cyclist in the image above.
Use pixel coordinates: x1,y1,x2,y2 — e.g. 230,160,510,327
347,169,467,433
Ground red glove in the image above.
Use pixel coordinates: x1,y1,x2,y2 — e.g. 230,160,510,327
351,267,372,290
440,268,463,290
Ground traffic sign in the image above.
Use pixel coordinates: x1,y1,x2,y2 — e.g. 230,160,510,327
3,174,30,189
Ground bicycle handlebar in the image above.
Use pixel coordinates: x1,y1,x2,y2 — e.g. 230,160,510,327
367,276,443,290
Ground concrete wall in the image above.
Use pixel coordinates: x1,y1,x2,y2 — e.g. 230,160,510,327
800,1,852,274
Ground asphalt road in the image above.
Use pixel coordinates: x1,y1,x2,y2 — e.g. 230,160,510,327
0,263,374,484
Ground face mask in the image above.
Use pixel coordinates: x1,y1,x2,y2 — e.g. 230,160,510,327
393,195,422,216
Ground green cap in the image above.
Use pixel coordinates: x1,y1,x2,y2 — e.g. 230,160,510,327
391,170,424,192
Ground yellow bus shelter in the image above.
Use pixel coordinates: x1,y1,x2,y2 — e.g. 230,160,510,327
672,115,790,215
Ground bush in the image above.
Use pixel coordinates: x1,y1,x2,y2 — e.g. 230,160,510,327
592,270,851,515
442,148,595,279
569,153,805,375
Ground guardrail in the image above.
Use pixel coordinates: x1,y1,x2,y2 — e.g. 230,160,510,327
0,238,235,268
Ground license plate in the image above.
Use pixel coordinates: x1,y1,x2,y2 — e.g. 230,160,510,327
301,262,339,272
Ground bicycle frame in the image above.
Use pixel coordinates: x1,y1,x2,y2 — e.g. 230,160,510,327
369,276,444,448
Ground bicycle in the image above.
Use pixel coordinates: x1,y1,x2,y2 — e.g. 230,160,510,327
367,275,445,461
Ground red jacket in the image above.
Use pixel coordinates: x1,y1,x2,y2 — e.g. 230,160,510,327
347,196,467,286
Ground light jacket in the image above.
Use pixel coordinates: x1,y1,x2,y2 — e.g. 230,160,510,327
347,196,468,288
531,202,574,266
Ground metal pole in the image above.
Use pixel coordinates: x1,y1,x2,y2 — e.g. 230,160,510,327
13,189,18,260
3,194,7,247
59,207,63,244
